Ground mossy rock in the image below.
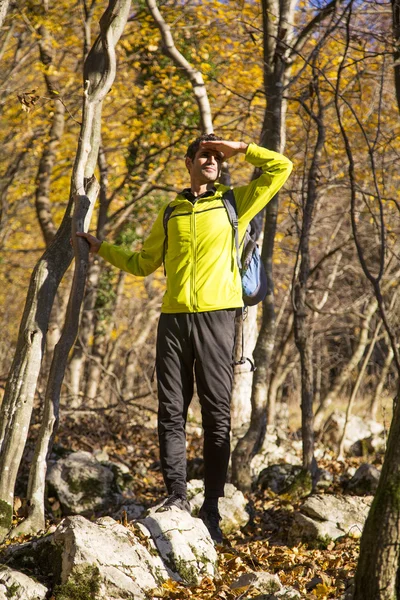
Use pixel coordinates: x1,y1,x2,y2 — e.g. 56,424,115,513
281,469,313,502
0,499,12,539
53,564,101,600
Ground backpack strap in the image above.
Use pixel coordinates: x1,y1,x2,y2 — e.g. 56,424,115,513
221,189,242,270
162,204,176,275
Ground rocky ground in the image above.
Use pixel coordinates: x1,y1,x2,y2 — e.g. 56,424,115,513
0,406,385,599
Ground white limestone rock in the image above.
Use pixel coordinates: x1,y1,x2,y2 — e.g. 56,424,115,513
321,412,384,454
290,494,373,543
0,566,47,600
230,570,301,599
187,480,249,534
52,515,169,600
231,570,281,593
46,450,117,514
140,506,218,585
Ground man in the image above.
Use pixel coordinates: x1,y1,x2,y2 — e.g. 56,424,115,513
77,134,292,543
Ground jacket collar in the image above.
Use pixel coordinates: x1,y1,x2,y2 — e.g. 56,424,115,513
180,186,217,203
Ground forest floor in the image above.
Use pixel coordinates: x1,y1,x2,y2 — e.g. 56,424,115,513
4,406,373,599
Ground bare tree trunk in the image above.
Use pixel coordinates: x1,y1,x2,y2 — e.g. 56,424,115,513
293,71,325,473
0,0,10,29
68,143,109,403
231,306,258,433
145,0,213,134
231,0,294,491
353,394,400,599
2,0,132,540
231,0,346,490
10,190,98,537
122,303,160,398
267,319,295,425
0,137,36,248
84,263,119,403
0,206,75,540
35,24,64,247
345,3,400,591
68,258,102,403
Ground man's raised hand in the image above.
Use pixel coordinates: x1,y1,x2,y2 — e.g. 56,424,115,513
199,140,248,159
76,232,102,254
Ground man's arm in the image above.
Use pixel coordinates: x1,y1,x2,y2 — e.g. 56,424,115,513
76,204,166,277
200,140,292,236
199,139,248,159
228,143,292,239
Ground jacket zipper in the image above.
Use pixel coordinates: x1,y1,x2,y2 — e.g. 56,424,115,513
191,210,197,310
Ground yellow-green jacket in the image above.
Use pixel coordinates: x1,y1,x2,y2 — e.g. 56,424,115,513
98,143,292,313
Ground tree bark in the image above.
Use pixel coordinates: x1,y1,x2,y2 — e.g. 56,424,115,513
0,137,36,248
370,336,394,421
392,0,400,113
353,393,400,599
345,4,400,592
10,192,98,537
293,76,325,472
267,319,295,426
68,142,110,403
231,306,258,434
35,24,65,247
231,0,347,490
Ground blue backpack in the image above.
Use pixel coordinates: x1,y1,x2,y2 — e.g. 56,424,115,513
222,189,268,307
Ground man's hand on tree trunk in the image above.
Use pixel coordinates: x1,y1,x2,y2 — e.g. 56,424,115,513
76,232,102,253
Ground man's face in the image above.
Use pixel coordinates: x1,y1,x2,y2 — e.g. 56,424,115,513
186,148,223,184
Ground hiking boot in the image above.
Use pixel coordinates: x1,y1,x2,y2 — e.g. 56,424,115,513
156,492,191,513
198,505,223,544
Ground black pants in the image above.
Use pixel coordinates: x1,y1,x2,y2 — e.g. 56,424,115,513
156,310,236,499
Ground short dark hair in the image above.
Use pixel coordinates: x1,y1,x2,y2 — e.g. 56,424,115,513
185,133,222,161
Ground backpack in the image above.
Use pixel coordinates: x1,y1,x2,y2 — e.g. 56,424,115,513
162,189,268,307
221,189,268,307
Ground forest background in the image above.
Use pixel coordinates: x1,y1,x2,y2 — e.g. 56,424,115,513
0,0,399,598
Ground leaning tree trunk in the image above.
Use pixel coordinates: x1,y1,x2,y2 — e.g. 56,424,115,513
1,0,132,540
0,202,75,540
68,143,110,403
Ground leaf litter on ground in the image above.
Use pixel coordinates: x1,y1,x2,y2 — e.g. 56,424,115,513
1,410,360,599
